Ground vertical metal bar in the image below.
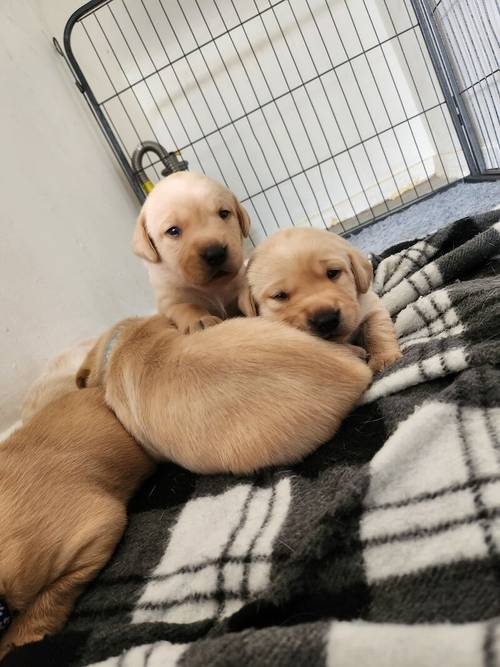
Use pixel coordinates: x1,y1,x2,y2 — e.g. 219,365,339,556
319,0,409,206
189,0,297,228
62,8,145,202
170,0,282,235
157,0,270,239
210,0,315,227
437,2,496,168
451,1,500,154
409,21,467,178
410,0,485,174
91,13,163,180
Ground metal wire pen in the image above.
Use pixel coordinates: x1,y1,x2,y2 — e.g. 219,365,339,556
59,0,499,243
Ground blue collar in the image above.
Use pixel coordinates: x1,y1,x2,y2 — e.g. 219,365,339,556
103,329,122,368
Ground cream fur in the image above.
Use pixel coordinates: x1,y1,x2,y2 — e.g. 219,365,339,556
78,315,373,474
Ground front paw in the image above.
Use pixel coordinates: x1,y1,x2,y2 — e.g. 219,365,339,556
184,315,222,334
345,344,368,361
368,348,402,373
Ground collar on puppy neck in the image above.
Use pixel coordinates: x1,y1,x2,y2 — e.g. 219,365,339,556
103,329,122,368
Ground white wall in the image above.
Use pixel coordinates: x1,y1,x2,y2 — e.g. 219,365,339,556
0,0,153,430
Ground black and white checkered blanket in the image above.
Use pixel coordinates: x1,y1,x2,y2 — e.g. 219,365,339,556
8,209,500,667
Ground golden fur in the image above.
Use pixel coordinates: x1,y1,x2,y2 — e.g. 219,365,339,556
21,338,95,422
238,228,402,373
133,171,251,333
77,315,372,474
0,389,154,658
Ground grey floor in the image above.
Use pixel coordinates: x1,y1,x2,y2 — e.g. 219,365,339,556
346,180,500,255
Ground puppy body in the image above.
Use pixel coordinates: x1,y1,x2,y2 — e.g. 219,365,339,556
78,316,372,475
133,171,251,333
239,228,401,373
0,389,154,658
21,338,95,422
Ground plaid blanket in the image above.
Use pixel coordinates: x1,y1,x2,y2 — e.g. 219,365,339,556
7,209,500,667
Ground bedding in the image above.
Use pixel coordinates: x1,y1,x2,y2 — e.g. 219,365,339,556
7,208,500,667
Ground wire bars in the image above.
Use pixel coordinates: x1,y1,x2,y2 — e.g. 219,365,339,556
62,0,495,244
428,0,499,173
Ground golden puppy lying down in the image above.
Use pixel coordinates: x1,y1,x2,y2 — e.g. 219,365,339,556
0,389,154,658
77,316,372,474
239,228,402,373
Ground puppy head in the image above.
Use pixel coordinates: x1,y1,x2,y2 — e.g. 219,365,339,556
239,228,373,341
132,172,250,287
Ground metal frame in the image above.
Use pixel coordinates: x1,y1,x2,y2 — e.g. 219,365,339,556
57,0,499,237
410,0,485,175
60,0,145,202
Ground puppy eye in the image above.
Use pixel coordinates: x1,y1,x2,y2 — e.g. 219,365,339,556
327,269,341,280
219,209,231,220
272,291,289,301
165,226,182,237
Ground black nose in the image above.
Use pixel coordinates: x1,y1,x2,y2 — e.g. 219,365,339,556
308,309,341,338
201,244,227,266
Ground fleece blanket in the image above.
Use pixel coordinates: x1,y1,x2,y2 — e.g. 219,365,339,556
7,209,500,667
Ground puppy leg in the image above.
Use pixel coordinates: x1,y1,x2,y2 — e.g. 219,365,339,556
0,507,126,659
0,568,95,658
167,303,222,334
344,343,368,361
362,309,402,373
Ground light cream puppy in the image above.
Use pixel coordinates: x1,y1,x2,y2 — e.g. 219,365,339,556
133,171,251,333
239,228,401,373
77,315,372,475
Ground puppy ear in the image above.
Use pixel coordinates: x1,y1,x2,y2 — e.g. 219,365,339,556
349,248,373,294
234,199,251,238
75,367,90,389
238,278,259,317
132,208,160,263
75,343,100,389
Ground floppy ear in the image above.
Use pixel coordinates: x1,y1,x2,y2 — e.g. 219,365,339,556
132,208,160,263
234,199,251,238
75,342,101,389
238,277,259,317
349,248,373,294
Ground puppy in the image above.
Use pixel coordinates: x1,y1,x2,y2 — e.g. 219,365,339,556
76,315,372,474
0,389,154,658
238,228,401,373
132,171,251,333
21,338,95,422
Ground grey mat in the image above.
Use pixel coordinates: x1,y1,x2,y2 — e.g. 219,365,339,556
347,179,500,254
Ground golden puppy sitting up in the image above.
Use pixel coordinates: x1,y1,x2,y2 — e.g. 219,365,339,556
76,316,372,475
0,389,154,659
239,228,401,373
133,171,251,333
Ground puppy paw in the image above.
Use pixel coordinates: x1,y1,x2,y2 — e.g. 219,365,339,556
368,349,402,373
345,344,368,361
185,315,222,334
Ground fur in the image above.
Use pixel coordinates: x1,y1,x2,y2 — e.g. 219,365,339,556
77,315,373,474
0,389,154,658
238,228,401,373
133,171,251,333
